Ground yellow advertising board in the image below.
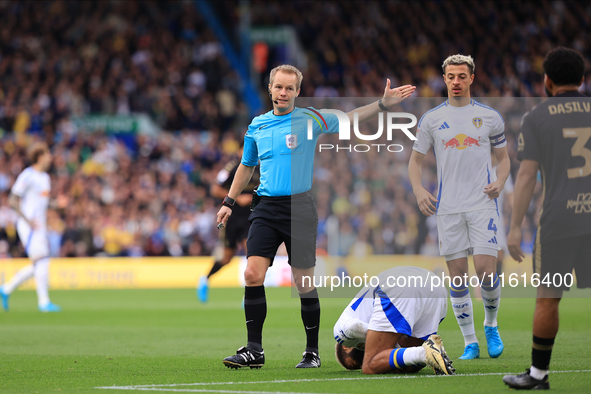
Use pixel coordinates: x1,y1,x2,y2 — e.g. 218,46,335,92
0,257,241,290
0,255,534,290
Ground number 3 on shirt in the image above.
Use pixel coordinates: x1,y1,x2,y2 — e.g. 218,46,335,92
563,127,591,178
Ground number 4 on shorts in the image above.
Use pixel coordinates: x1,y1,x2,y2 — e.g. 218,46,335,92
488,219,497,232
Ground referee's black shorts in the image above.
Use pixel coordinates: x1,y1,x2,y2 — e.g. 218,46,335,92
533,234,591,290
246,191,318,269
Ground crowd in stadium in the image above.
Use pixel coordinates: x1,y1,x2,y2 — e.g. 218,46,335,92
245,0,591,98
0,0,588,258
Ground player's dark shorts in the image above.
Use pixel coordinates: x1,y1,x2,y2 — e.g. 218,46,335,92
533,234,591,290
246,191,318,269
224,208,250,249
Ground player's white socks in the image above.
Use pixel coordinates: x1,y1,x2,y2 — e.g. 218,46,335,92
34,258,51,306
450,284,478,346
481,273,501,327
388,347,426,370
404,347,426,366
2,264,34,294
530,365,548,380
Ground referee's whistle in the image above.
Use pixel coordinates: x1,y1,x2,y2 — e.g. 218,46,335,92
217,223,224,230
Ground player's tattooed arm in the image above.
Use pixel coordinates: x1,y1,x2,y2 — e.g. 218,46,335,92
409,150,438,217
8,192,37,228
485,146,510,199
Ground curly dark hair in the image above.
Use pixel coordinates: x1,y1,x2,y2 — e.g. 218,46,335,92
543,47,585,87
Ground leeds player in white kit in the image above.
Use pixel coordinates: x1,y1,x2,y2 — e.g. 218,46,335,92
408,55,510,360
333,266,454,375
0,143,61,312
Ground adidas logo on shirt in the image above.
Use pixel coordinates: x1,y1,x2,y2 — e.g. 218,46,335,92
438,122,450,130
488,236,498,244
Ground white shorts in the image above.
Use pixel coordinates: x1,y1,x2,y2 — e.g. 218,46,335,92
17,221,50,261
437,208,501,261
367,290,448,340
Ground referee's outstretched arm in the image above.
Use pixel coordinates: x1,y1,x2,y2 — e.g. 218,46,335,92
346,79,415,124
217,164,256,226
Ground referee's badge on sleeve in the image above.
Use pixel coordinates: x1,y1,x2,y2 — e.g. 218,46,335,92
286,134,298,149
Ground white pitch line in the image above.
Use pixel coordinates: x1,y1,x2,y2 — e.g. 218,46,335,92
96,390,336,394
95,369,591,391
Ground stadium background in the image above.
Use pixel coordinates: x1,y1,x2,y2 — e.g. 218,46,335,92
0,0,589,284
0,2,590,394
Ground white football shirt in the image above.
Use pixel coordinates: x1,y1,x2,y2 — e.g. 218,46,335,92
334,266,447,344
413,99,506,215
11,167,51,229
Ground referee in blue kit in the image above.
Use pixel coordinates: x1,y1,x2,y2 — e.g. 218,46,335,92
217,64,415,369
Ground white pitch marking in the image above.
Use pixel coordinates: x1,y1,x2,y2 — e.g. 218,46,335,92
96,390,336,394
95,369,591,391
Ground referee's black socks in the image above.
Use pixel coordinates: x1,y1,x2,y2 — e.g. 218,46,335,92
300,288,320,354
244,285,266,352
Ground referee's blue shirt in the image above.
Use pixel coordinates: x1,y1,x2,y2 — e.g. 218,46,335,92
241,107,339,197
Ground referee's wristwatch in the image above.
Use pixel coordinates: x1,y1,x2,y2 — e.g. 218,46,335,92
222,195,235,208
378,98,390,111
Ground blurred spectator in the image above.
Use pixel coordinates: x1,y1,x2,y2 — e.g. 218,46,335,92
244,1,591,99
0,1,239,138
0,130,234,257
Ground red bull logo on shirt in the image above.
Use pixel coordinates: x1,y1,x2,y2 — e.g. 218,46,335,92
443,134,481,150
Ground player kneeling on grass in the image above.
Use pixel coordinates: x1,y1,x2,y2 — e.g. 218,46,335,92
334,266,455,375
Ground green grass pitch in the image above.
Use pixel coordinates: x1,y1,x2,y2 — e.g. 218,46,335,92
1,287,590,393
